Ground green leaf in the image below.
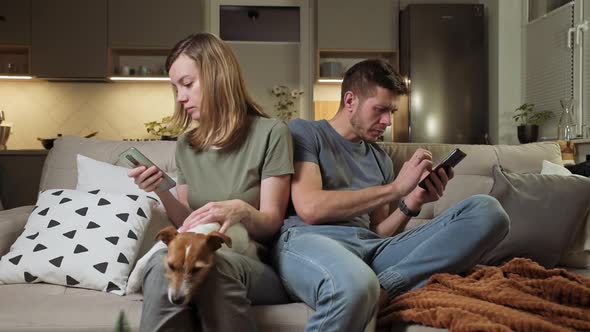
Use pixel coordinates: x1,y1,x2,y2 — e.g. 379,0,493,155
114,311,131,332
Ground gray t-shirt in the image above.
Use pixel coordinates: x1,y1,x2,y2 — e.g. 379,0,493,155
283,119,394,230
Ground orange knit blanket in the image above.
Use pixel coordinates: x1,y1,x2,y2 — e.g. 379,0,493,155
377,258,590,332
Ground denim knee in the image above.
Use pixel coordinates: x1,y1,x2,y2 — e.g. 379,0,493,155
464,195,510,242
334,268,380,317
473,195,509,230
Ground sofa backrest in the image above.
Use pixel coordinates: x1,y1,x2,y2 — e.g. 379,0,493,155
378,142,562,227
39,137,562,226
39,136,177,191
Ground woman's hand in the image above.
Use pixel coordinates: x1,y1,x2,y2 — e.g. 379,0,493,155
128,165,164,193
179,199,251,233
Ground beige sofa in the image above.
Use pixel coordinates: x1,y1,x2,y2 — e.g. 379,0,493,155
0,136,588,332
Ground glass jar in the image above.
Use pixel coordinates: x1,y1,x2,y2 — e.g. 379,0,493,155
557,97,577,140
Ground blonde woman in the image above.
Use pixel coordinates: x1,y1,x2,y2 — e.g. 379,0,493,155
129,33,293,332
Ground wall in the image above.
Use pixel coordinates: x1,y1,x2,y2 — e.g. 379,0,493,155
312,0,525,145
1,78,289,150
481,0,523,144
497,0,523,144
0,81,175,149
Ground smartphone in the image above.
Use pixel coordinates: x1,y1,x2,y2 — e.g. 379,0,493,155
418,148,466,189
118,147,176,192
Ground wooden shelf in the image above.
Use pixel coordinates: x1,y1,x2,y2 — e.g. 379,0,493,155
109,48,170,78
569,138,590,145
316,49,397,84
0,45,30,75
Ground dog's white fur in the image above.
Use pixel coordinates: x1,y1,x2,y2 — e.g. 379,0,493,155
126,223,257,294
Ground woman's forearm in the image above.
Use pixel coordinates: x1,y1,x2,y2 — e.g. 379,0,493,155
241,204,283,242
156,191,191,228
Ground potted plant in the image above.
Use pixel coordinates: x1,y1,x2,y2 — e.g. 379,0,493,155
144,116,183,141
512,103,553,143
270,85,304,122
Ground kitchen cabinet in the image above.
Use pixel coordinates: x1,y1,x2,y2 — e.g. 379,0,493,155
316,0,399,50
0,45,30,75
108,0,203,78
316,49,397,82
0,0,31,45
31,0,108,79
219,6,300,42
315,0,399,83
0,0,31,76
108,0,203,48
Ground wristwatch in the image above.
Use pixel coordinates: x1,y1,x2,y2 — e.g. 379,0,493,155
399,199,420,217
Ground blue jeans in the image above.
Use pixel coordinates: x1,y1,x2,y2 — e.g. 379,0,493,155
272,195,509,332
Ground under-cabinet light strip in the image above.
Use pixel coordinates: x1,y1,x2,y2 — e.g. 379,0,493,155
0,75,33,80
110,76,170,81
317,78,343,83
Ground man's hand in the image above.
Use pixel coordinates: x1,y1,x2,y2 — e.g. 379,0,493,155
392,149,433,196
406,167,455,208
178,199,251,233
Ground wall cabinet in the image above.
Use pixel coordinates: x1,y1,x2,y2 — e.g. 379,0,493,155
108,0,203,48
108,0,202,78
0,45,30,75
316,0,399,50
0,0,31,45
0,0,31,76
31,0,108,79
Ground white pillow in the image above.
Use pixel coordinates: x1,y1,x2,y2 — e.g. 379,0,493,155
76,154,177,203
541,160,572,176
0,189,154,295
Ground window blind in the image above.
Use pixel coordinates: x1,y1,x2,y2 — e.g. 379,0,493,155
525,2,574,138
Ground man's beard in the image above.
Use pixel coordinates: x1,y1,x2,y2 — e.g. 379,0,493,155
350,110,376,143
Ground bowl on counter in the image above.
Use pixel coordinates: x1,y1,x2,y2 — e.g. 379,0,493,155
37,132,98,150
38,134,61,150
39,138,55,150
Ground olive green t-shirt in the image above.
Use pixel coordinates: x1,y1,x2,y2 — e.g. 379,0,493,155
175,116,294,210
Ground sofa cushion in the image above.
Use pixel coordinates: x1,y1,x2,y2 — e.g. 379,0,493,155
76,154,164,203
541,159,572,176
481,166,590,268
0,283,316,332
0,284,143,332
0,189,154,295
40,136,177,192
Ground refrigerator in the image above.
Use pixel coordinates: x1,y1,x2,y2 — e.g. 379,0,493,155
400,4,487,144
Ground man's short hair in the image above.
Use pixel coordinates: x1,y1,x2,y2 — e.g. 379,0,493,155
339,59,409,108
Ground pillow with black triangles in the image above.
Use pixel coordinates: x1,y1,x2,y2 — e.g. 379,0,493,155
0,189,155,295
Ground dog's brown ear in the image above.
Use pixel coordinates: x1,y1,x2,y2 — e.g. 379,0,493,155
156,226,178,245
207,231,232,251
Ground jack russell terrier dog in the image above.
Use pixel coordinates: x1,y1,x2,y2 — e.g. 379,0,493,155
126,222,257,304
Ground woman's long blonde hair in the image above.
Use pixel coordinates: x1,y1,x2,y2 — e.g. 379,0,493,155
166,33,268,151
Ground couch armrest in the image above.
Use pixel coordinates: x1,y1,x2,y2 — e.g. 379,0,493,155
0,206,33,256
